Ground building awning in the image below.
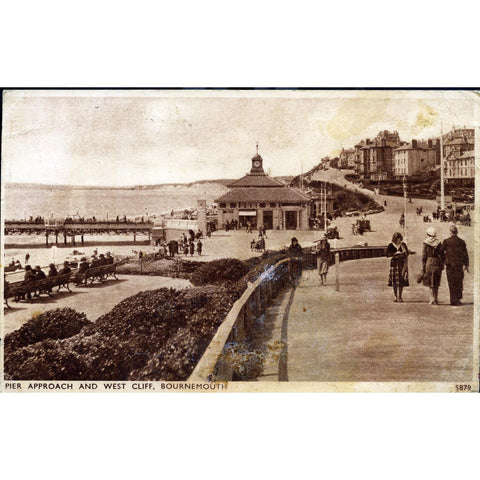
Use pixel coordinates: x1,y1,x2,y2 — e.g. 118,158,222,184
239,211,257,216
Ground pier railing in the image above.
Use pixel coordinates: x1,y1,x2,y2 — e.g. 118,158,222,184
188,257,293,382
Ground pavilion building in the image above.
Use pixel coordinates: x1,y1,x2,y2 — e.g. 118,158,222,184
215,148,312,230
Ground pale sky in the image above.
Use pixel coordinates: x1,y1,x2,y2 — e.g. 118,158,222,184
2,90,478,187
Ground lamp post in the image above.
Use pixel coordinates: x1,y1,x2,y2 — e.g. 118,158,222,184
323,182,327,232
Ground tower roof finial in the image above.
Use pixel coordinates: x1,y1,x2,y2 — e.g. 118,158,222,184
256,142,259,155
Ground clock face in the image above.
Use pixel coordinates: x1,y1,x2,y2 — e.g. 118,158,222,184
253,160,261,168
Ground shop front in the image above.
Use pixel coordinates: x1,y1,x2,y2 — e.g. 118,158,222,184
238,210,257,228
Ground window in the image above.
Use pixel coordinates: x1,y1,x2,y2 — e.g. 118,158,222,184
230,203,236,208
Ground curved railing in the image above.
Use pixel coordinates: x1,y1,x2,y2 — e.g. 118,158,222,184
189,245,390,382
188,258,292,382
304,244,388,267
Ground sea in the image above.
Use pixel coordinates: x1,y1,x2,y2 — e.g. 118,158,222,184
3,182,229,278
3,183,229,220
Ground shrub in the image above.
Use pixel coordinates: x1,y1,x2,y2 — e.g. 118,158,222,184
5,253,290,381
4,308,91,355
190,258,249,286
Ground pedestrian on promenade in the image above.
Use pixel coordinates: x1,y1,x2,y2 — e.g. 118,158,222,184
420,227,444,306
183,241,189,256
246,221,252,233
25,252,30,264
189,239,195,256
442,224,469,306
387,232,409,302
399,213,405,229
197,240,202,256
287,237,303,285
316,234,330,286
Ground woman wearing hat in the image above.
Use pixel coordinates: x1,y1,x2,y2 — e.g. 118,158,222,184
316,234,331,286
421,227,444,305
387,232,409,302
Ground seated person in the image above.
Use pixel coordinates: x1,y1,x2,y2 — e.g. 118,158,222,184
89,255,100,268
34,265,47,279
105,252,114,264
97,254,108,266
48,263,58,277
4,276,10,299
73,257,90,285
23,265,36,284
22,265,37,301
58,261,72,275
77,257,90,274
34,265,49,294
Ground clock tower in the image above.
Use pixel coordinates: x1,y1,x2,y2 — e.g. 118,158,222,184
250,143,265,174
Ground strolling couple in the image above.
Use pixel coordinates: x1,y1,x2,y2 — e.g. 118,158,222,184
387,224,469,305
421,224,469,306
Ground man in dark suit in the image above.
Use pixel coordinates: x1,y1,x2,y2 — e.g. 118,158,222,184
442,225,469,306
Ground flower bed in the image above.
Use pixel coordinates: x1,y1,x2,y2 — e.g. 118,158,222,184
5,253,287,381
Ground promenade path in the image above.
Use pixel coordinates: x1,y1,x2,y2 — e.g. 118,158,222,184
257,256,474,383
255,170,475,383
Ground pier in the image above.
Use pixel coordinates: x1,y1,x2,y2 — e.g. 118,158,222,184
4,220,153,245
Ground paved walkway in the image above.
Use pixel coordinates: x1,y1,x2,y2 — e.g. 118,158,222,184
259,257,474,382
3,275,191,335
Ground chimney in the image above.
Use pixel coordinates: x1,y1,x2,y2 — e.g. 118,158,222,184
412,139,418,148
366,138,370,145
428,139,432,148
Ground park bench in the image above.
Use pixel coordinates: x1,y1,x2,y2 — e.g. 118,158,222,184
73,263,118,286
4,273,73,305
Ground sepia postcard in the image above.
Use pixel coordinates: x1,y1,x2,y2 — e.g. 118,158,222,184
1,89,478,393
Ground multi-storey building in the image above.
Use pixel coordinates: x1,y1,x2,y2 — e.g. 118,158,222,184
442,127,475,186
393,139,437,178
375,130,401,148
368,141,394,181
354,131,401,180
445,150,475,186
339,148,356,169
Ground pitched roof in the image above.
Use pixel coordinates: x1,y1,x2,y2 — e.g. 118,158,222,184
445,137,474,145
215,187,311,203
459,150,474,159
227,173,284,188
395,143,434,151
